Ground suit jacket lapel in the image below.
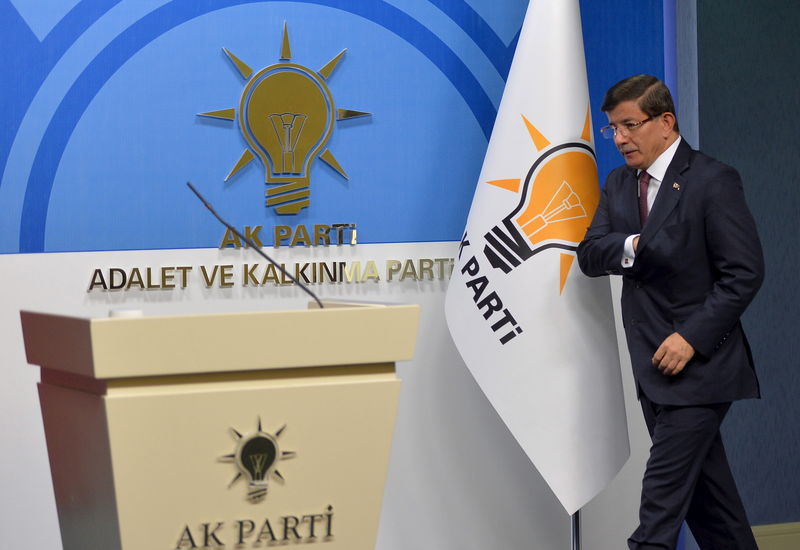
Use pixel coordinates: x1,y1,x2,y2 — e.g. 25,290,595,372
639,139,691,248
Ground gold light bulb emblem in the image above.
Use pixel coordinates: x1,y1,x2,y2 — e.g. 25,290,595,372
239,64,334,213
198,23,371,214
268,113,307,174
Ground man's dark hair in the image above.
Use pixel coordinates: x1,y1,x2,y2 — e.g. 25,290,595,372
601,74,679,133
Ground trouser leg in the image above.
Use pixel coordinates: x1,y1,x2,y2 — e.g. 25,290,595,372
628,396,731,550
685,431,758,550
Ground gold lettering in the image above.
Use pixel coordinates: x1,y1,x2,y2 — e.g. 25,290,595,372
176,266,192,288
220,265,234,287
109,268,126,290
291,225,311,247
219,228,242,248
88,269,107,291
362,260,380,281
243,263,259,286
274,225,292,247
435,258,454,279
314,224,331,245
127,268,145,290
320,262,338,283
419,259,434,280
386,260,402,281
145,267,158,289
200,265,219,287
343,261,361,282
400,260,418,281
280,264,292,284
295,263,311,284
261,264,280,285
331,223,347,244
244,225,263,247
160,267,175,289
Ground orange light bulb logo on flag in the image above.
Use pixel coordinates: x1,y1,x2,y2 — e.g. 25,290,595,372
483,110,599,293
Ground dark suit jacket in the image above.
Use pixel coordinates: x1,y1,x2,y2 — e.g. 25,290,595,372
577,139,764,405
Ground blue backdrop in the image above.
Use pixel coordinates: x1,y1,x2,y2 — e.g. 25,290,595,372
0,0,663,254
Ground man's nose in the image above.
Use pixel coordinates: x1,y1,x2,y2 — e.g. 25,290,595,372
613,131,628,147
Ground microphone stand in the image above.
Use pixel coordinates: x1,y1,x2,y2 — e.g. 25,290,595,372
186,182,324,309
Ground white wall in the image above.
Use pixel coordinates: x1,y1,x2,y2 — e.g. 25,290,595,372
0,243,649,549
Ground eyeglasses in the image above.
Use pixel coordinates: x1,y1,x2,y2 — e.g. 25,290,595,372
600,117,652,139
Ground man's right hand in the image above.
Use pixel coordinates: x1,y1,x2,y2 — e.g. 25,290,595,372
633,235,640,252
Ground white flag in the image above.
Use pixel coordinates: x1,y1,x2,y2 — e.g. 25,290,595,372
445,0,629,514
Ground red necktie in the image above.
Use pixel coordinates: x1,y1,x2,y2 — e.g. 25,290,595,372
638,171,651,226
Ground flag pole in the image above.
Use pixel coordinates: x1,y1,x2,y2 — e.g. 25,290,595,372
571,510,581,550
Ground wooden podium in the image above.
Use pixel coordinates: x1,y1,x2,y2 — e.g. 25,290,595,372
20,302,419,550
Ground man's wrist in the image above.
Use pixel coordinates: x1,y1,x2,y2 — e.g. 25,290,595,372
622,234,639,268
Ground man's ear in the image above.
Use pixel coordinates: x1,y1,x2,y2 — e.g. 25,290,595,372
660,112,677,136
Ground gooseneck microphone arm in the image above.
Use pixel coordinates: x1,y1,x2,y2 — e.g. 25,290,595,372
186,182,324,309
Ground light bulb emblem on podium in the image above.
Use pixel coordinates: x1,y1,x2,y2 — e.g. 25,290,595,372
198,23,371,214
482,111,600,294
221,418,296,503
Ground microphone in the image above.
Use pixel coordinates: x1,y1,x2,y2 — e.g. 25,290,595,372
186,182,324,309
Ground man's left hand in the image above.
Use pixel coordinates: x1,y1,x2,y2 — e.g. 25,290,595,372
652,332,695,376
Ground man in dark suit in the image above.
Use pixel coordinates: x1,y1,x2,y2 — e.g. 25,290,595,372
577,75,764,549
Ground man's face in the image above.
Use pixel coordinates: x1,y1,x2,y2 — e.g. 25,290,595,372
606,100,674,170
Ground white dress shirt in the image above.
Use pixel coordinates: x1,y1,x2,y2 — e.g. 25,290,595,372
621,136,682,267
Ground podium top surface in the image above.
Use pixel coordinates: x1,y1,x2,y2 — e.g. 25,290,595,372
20,302,420,379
